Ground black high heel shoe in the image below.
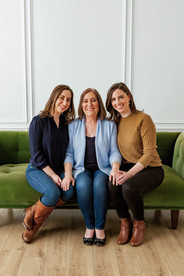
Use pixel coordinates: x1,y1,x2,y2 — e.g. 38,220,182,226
94,236,106,246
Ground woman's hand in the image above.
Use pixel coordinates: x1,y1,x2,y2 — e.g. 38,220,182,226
109,169,121,185
61,175,75,191
116,170,132,185
43,166,62,186
51,173,62,186
109,161,121,185
117,162,144,185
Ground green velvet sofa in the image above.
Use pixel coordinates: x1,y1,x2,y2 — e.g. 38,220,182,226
0,131,184,229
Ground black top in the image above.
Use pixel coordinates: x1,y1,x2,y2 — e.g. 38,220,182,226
29,114,69,175
84,136,99,171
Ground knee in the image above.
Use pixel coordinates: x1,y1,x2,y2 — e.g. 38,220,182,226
76,181,86,192
45,187,60,206
122,182,135,198
76,177,91,194
76,183,92,201
94,182,108,198
61,185,74,202
108,180,118,196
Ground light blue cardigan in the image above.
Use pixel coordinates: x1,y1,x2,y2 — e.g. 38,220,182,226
64,117,122,178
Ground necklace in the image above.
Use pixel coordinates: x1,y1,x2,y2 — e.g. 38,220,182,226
85,122,97,137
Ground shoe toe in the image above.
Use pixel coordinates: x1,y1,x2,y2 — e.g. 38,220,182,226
83,236,94,246
94,237,106,246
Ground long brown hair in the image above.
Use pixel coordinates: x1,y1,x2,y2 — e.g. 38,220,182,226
78,88,106,120
40,84,75,123
106,82,138,124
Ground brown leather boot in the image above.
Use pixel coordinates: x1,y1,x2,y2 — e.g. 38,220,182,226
117,218,132,245
22,201,38,231
130,220,146,246
22,199,64,243
55,198,65,208
22,198,65,231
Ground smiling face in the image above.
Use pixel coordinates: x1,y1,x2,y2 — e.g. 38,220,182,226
82,92,99,119
54,89,72,116
111,88,131,117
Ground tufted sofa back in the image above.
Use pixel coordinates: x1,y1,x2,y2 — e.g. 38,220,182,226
0,131,30,165
172,132,184,179
0,130,182,168
156,132,180,167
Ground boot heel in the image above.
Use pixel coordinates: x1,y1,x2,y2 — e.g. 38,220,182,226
130,220,146,246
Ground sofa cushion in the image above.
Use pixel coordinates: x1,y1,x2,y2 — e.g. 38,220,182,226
144,164,184,209
0,163,41,208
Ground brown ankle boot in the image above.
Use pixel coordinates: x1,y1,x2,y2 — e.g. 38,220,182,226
117,218,132,245
22,201,38,230
22,200,55,243
130,220,146,246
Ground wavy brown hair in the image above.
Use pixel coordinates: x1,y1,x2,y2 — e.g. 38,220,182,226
106,82,138,124
40,84,75,123
78,88,106,120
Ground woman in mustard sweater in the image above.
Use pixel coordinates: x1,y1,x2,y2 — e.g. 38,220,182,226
106,82,164,246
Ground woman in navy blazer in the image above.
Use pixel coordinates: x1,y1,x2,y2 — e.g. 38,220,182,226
63,88,121,246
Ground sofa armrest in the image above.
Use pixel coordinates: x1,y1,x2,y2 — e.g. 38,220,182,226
172,132,184,179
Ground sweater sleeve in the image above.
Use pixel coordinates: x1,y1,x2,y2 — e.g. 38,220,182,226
29,116,48,169
138,115,158,167
64,122,74,166
109,122,122,165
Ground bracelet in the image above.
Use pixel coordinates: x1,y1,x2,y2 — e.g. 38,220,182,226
112,168,119,172
65,172,72,176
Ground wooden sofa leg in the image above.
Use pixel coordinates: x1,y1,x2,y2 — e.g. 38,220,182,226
171,210,179,229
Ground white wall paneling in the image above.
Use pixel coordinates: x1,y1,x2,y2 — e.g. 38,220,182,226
122,0,133,89
0,0,183,131
131,0,184,131
24,0,33,125
32,0,124,116
0,0,32,130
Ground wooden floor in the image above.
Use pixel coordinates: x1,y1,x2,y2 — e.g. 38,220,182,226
0,208,184,276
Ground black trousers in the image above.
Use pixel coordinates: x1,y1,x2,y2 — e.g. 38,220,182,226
108,163,164,221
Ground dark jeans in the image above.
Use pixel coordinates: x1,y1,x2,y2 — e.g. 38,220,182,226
108,163,164,221
76,169,109,230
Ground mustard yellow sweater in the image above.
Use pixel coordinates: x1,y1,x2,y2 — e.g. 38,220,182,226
117,111,162,167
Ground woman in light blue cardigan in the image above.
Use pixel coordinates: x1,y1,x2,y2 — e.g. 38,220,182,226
63,88,121,246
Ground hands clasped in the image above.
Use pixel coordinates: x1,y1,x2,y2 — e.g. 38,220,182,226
61,174,75,191
51,173,75,191
109,170,132,185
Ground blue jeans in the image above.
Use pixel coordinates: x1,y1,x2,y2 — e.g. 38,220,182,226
26,163,74,207
76,169,109,230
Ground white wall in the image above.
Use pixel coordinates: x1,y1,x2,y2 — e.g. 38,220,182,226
32,0,123,116
132,0,184,131
0,0,27,126
0,0,184,131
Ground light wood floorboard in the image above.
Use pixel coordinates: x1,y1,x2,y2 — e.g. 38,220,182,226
0,209,184,276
